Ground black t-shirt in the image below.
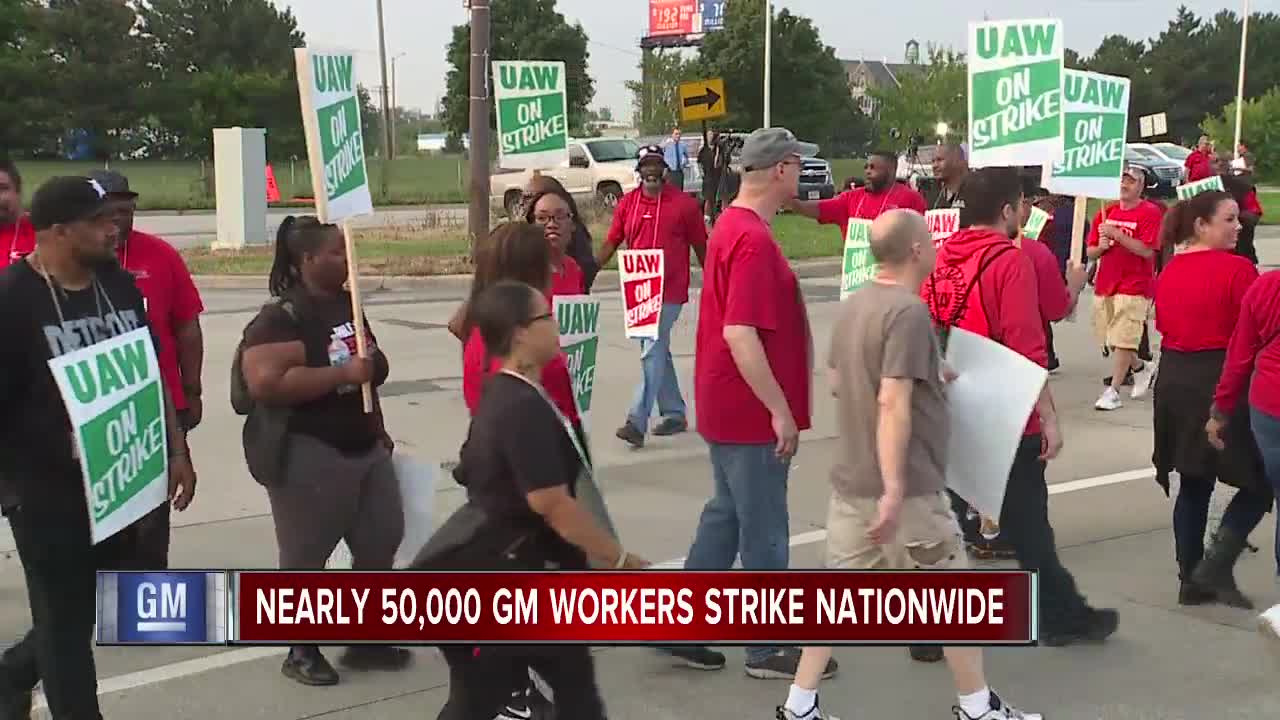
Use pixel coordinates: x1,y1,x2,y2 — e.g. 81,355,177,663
242,289,389,455
0,260,151,510
455,373,583,556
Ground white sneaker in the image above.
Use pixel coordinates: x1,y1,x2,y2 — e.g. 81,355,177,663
776,705,840,720
1095,387,1122,411
1258,604,1280,661
953,690,1042,720
1130,361,1156,399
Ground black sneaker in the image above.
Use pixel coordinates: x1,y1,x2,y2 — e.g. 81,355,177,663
908,645,944,662
952,689,1042,719
776,702,841,719
496,684,554,720
1041,607,1119,647
338,645,413,671
661,645,726,670
652,417,688,436
745,647,838,680
615,422,645,448
281,646,339,686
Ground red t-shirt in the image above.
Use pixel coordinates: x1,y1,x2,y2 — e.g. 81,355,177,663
117,230,204,410
462,328,579,422
0,216,36,266
1185,150,1213,182
695,206,811,444
1214,270,1280,419
1087,201,1163,298
606,184,707,305
550,255,585,296
1155,249,1257,352
1021,236,1070,324
817,183,927,239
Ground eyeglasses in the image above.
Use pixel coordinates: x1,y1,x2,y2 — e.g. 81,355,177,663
520,312,553,327
533,212,573,225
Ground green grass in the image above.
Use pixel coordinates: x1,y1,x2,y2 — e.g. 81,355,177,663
16,156,472,211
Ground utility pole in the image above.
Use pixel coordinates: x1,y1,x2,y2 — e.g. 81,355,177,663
375,0,393,169
763,0,772,128
467,0,492,246
1233,0,1250,160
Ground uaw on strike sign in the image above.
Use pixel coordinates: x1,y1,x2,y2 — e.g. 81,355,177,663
295,48,374,222
493,60,570,170
619,250,664,340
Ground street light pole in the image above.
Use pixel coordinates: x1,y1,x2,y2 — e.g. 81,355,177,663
467,0,492,246
1233,0,1250,160
763,0,772,128
391,52,406,157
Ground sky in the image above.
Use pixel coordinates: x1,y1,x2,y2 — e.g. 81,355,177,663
274,1,1267,120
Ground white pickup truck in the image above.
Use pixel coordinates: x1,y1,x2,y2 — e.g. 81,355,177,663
491,138,642,217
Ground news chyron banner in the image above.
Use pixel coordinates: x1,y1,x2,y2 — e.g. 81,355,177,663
98,571,1037,646
97,572,229,645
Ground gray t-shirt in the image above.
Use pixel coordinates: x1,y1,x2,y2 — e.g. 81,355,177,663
828,281,949,499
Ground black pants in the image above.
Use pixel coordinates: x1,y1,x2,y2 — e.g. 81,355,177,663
0,503,137,719
999,435,1091,629
437,644,606,719
127,410,195,569
1173,474,1271,577
1045,321,1059,368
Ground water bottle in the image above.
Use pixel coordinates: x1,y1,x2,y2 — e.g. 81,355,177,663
979,515,1001,541
328,336,352,367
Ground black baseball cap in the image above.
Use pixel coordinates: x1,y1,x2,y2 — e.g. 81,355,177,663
29,176,111,231
636,144,666,170
87,169,139,199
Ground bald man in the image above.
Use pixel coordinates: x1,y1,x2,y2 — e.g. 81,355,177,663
777,210,1041,720
930,143,969,215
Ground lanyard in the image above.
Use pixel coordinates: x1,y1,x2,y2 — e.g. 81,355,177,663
627,190,663,248
852,188,891,219
30,252,118,332
499,368,592,477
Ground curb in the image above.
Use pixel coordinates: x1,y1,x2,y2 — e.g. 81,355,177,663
194,257,844,291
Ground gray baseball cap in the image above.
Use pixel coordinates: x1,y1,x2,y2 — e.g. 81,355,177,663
740,127,818,171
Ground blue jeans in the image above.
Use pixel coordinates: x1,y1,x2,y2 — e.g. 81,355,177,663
1251,405,1280,575
627,302,687,432
684,442,791,663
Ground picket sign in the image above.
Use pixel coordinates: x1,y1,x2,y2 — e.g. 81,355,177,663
1176,175,1225,200
840,219,875,301
295,47,375,412
49,328,169,544
619,249,664,339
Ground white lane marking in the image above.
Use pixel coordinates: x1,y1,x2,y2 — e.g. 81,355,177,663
32,467,1154,708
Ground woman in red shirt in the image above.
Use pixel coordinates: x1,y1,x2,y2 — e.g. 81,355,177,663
1152,190,1270,610
525,188,585,297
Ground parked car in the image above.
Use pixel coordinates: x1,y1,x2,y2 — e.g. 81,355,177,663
1124,145,1184,198
796,156,836,200
491,138,641,217
1130,141,1191,167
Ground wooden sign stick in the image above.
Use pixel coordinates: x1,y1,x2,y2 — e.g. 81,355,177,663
342,219,374,413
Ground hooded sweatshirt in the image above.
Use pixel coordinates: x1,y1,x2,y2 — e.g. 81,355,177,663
922,227,1048,435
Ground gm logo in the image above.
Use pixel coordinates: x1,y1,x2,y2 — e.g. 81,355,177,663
99,572,221,644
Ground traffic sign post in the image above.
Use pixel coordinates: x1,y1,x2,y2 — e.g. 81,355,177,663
679,78,726,123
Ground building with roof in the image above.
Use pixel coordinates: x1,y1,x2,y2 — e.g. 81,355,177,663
842,40,923,117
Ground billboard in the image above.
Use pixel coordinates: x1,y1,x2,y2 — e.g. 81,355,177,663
644,0,725,47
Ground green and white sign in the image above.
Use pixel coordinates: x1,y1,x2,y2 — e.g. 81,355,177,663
555,295,600,416
968,18,1065,168
493,60,569,169
49,328,168,544
1023,205,1052,240
1044,70,1130,199
295,48,374,222
841,219,875,301
1177,175,1225,200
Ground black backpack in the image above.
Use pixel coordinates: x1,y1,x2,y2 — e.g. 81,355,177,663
231,297,298,487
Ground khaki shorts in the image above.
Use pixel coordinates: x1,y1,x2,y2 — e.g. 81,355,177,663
824,491,968,570
1092,293,1150,350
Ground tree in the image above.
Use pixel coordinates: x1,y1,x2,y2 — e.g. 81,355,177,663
694,0,864,155
0,0,57,154
441,0,595,142
627,48,699,135
136,0,306,158
1081,35,1159,139
1203,88,1280,176
32,0,152,159
868,46,965,151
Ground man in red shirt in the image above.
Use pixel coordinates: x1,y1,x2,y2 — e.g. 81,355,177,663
598,146,707,448
1185,136,1214,182
660,128,836,682
1087,165,1162,411
91,170,205,568
0,158,36,266
788,150,927,238
924,167,1118,646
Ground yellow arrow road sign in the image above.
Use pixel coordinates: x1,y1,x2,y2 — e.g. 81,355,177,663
678,78,727,123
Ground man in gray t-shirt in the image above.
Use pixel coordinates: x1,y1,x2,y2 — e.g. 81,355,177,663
776,210,1041,720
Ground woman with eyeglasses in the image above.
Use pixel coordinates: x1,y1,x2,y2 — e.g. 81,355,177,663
525,175,599,292
423,280,647,720
525,186,586,296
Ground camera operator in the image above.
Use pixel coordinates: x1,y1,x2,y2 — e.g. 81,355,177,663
700,131,737,222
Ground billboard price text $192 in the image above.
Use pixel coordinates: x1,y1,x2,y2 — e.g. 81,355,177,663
493,61,569,170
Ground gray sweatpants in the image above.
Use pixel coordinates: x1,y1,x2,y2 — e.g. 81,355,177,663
266,433,403,570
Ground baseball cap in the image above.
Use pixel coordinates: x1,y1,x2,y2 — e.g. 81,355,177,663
1122,164,1147,182
636,144,666,170
87,169,139,199
740,127,818,171
29,176,111,231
